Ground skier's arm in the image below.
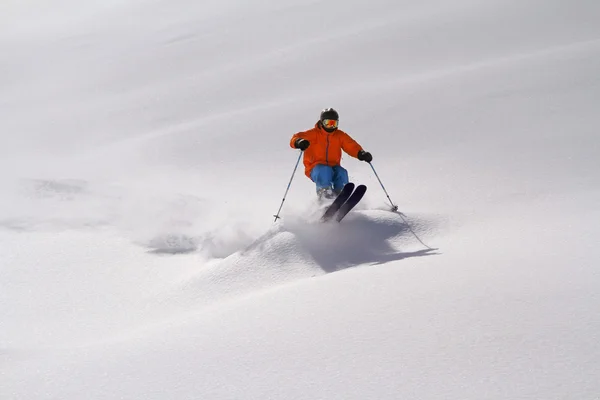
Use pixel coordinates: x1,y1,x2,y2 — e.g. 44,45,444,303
340,132,363,158
290,131,312,149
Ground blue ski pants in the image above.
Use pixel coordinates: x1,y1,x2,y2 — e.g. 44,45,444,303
310,164,349,192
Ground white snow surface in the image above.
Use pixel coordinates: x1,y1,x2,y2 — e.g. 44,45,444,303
2,0,600,399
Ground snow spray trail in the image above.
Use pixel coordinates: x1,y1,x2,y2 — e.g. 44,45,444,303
0,177,259,258
153,210,438,313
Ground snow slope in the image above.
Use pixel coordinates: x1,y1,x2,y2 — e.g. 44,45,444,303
2,0,600,399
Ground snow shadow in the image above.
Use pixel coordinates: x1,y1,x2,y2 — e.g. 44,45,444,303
146,233,199,254
145,228,256,257
282,211,438,273
0,178,110,232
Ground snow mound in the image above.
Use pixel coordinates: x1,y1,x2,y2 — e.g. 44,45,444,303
276,210,438,272
152,209,438,315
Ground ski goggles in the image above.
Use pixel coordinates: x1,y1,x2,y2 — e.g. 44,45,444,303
322,119,339,129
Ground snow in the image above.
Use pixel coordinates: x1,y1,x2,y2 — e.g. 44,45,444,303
2,0,600,399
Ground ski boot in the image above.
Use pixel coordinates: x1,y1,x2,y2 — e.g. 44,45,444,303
317,187,336,201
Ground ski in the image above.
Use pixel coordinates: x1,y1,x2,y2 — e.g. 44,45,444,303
321,182,355,222
335,184,367,222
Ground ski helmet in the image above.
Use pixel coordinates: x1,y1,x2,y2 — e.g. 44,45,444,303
319,108,339,132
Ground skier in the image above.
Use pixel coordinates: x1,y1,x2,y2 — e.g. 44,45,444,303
290,108,373,199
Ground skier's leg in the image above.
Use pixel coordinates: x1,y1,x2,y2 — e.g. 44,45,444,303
331,165,349,194
310,165,334,197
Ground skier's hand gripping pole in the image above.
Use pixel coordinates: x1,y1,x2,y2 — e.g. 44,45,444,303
368,162,398,212
273,151,303,222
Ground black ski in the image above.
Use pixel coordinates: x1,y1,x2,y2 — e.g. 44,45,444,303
335,184,367,222
321,182,355,222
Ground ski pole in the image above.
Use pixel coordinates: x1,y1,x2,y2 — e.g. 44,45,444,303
273,151,303,222
369,163,436,250
369,162,398,212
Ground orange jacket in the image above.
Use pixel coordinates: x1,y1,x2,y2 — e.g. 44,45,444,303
290,122,363,178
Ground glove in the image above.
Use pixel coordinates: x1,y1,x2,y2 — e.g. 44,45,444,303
294,138,310,151
357,150,373,163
